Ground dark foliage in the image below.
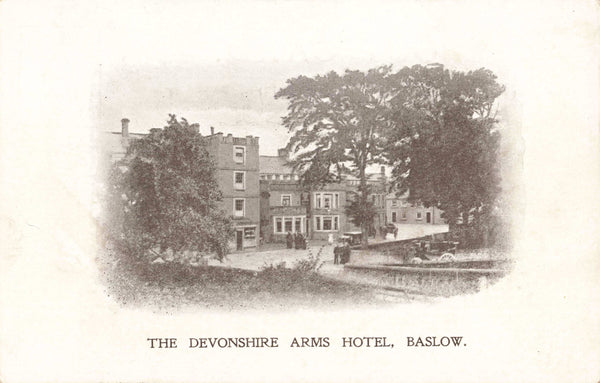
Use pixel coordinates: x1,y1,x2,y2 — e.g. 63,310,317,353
98,246,377,311
385,64,506,248
275,67,396,245
103,115,234,262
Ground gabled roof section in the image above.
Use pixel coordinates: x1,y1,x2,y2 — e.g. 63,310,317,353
259,156,293,175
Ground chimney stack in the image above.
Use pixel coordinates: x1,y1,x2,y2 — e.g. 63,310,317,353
278,148,287,159
210,126,215,135
121,118,130,137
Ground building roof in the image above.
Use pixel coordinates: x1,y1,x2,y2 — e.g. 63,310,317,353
259,156,293,175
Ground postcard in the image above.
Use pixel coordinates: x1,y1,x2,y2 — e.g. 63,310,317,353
0,1,598,382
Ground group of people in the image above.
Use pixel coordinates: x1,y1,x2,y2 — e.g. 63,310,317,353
285,232,307,250
333,242,351,265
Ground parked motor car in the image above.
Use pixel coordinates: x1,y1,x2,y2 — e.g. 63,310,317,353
412,240,459,261
342,231,362,246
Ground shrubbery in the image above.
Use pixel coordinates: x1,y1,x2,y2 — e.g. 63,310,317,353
101,115,234,264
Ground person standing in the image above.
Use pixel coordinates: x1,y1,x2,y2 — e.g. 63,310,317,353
327,233,334,246
286,232,293,249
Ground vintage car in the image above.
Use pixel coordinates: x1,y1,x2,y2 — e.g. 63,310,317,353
342,231,363,246
411,240,459,262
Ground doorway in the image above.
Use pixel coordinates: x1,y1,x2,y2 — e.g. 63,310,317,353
426,212,431,224
391,212,397,223
236,230,243,250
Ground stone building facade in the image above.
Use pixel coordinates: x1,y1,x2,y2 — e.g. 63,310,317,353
205,132,260,250
104,118,445,251
259,151,389,242
385,193,445,225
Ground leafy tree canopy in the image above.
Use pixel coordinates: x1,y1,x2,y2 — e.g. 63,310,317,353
105,115,234,261
386,64,505,240
275,67,395,244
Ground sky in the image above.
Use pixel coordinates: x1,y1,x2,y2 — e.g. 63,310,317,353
91,0,542,156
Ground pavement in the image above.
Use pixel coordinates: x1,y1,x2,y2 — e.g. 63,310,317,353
208,223,449,274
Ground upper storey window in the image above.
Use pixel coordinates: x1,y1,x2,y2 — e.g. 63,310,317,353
234,146,245,164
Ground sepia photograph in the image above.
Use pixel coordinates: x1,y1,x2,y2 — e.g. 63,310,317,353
0,1,598,382
96,62,516,311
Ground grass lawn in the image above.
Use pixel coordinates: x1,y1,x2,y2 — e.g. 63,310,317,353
97,247,380,312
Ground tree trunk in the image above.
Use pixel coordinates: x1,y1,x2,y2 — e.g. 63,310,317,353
359,165,369,247
307,187,313,240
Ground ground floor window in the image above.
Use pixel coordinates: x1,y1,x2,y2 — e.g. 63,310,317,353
244,227,256,239
284,218,293,232
314,215,340,232
273,215,305,234
392,212,397,222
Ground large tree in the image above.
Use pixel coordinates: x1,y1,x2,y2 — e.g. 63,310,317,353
105,115,234,261
386,64,505,247
275,67,395,245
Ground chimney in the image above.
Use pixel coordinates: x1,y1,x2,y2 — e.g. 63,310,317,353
380,166,385,174
210,126,215,135
121,118,130,137
190,123,199,133
278,148,288,159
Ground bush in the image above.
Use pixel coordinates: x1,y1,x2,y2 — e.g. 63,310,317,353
101,115,234,263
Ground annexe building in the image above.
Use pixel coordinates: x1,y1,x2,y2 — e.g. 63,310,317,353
385,192,445,225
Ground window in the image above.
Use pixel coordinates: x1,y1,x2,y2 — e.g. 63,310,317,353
392,212,397,222
244,227,255,238
274,216,305,233
234,171,245,190
314,215,340,232
281,194,291,206
315,192,339,209
391,200,398,207
401,210,407,219
323,193,333,209
234,199,245,217
234,146,245,164
416,211,422,220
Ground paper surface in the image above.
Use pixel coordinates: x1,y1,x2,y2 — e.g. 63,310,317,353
0,1,599,382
